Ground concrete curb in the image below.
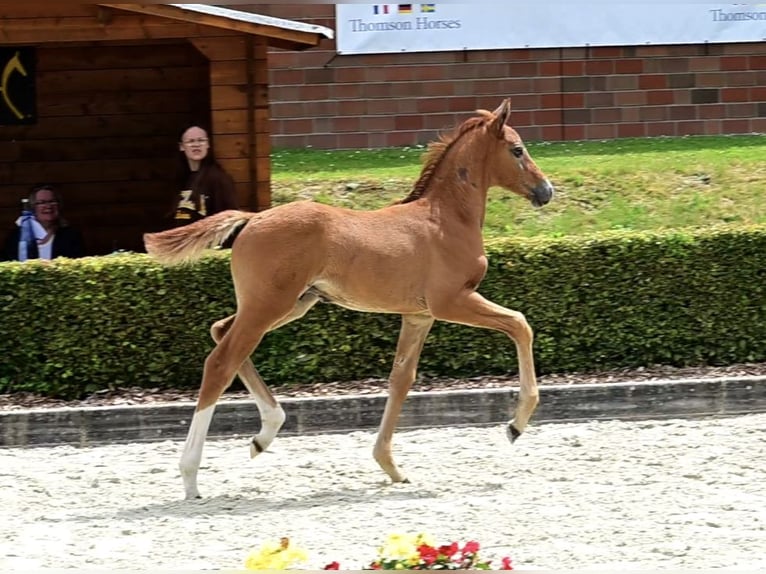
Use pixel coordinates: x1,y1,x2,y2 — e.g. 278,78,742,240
1,375,765,448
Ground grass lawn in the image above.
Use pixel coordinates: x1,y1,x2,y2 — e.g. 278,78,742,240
270,134,766,239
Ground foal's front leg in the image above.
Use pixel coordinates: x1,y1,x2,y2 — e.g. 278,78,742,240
432,291,539,442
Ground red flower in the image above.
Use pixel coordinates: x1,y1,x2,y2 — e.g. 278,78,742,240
438,542,459,559
323,561,340,570
417,544,439,565
462,540,480,555
501,556,514,570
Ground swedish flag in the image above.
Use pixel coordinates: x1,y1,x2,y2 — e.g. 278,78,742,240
420,3,435,12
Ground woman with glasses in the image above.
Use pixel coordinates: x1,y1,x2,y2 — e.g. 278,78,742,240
1,184,86,261
171,125,238,227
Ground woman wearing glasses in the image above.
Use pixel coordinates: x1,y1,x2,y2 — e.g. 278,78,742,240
171,125,238,227
1,184,86,261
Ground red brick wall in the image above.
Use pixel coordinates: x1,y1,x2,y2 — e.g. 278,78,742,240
248,5,766,149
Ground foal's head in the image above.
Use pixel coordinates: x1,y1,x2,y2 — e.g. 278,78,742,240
481,99,554,208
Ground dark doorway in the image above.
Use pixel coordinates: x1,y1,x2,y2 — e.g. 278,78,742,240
0,41,210,255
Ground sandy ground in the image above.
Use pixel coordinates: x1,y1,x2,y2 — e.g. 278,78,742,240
1,414,765,571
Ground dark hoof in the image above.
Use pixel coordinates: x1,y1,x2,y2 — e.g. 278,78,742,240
507,424,521,443
401,477,411,484
251,438,264,454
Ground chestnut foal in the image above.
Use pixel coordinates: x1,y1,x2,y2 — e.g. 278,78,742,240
144,99,554,499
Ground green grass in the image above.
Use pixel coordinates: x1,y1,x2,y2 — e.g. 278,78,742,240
270,134,766,238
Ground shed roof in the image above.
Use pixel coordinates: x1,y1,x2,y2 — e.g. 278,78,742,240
100,3,334,50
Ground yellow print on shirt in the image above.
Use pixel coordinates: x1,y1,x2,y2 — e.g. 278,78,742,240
176,190,207,219
178,189,194,212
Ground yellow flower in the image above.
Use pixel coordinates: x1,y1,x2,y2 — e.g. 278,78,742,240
378,531,436,567
379,532,418,560
414,532,436,547
244,538,308,570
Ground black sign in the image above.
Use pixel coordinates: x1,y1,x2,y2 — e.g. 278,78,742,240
0,47,36,125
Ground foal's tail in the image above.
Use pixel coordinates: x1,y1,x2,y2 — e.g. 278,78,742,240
144,210,256,265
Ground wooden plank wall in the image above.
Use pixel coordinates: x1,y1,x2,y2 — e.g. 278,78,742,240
0,5,269,255
0,41,209,255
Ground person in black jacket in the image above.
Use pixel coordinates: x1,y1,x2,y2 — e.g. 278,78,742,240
1,184,86,261
170,125,238,227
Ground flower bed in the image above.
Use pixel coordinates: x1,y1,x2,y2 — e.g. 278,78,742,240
244,533,513,570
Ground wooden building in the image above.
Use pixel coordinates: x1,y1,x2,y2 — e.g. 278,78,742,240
0,4,333,255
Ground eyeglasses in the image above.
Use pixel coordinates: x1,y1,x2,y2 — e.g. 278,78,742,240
182,138,209,145
34,200,59,207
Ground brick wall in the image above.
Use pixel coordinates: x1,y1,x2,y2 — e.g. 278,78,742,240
247,4,766,149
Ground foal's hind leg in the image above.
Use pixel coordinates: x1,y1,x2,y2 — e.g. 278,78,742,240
373,314,434,483
179,309,273,499
210,315,285,458
432,291,538,442
209,291,321,458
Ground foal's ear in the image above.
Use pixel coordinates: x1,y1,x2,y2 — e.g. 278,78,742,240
490,98,512,138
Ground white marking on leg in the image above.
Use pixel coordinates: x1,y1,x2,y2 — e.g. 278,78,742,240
250,400,286,458
236,359,286,458
179,405,215,500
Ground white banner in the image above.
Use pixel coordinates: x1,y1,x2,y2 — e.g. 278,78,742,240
336,4,766,55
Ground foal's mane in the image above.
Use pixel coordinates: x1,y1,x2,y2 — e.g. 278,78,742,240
398,110,492,205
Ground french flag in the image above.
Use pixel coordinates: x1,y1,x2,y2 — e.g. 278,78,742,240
373,5,390,15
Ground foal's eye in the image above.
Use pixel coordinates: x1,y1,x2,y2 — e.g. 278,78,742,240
511,147,524,158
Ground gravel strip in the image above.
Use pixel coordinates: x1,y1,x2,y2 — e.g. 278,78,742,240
1,362,764,411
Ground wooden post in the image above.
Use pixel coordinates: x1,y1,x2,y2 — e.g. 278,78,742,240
252,36,271,212
190,35,255,211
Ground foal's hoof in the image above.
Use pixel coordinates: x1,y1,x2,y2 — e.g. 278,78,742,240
386,477,410,485
506,424,522,443
250,438,265,458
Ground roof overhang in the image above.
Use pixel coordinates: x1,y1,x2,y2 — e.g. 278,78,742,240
99,3,334,50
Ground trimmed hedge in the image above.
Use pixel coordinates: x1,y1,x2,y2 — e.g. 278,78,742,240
1,224,764,399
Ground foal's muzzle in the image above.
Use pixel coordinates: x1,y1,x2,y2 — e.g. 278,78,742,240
529,179,555,208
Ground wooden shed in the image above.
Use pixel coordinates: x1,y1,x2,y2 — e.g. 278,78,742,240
0,4,333,255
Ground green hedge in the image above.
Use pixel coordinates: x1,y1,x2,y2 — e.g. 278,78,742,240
1,224,764,399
